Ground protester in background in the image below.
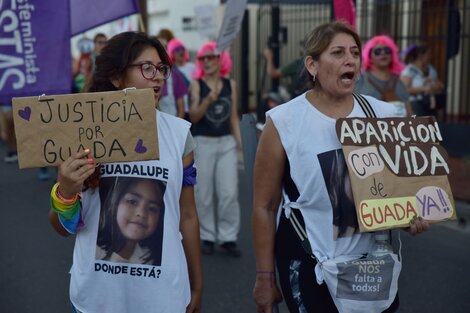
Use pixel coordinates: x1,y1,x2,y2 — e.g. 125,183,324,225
356,35,412,117
90,33,108,72
0,103,17,163
168,38,195,120
47,32,202,313
168,38,195,83
263,43,308,100
189,42,242,257
158,62,188,118
252,21,429,313
153,33,187,118
400,43,444,116
156,28,175,47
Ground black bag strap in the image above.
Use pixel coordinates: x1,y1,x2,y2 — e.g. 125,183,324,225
284,94,377,259
353,93,377,118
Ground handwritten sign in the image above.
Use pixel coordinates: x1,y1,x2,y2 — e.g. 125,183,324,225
12,89,159,169
336,116,455,232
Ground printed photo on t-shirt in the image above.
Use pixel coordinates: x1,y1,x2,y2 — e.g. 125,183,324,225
96,176,166,266
318,149,359,240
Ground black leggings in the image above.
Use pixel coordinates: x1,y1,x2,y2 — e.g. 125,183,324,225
275,212,399,313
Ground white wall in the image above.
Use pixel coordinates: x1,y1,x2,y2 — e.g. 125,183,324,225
146,0,223,53
70,15,139,59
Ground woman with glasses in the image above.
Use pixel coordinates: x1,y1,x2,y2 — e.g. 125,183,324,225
188,42,242,257
355,35,411,117
47,32,202,313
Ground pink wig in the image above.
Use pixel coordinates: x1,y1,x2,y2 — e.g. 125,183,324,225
167,38,189,65
192,42,233,79
362,35,404,75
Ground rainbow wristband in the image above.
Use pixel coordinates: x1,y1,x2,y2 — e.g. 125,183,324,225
50,198,80,220
58,209,81,234
51,183,78,211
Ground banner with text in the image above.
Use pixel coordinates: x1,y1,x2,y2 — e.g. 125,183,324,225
336,116,456,232
12,89,159,168
0,0,71,104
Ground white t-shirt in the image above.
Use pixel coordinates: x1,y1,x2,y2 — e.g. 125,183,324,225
400,64,438,101
267,93,396,268
70,112,192,313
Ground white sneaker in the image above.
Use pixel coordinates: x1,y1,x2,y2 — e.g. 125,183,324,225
4,152,18,163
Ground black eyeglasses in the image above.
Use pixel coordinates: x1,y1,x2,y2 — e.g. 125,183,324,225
128,63,171,80
372,47,392,56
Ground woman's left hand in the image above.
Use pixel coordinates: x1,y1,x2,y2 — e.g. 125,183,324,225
406,216,430,236
185,289,202,313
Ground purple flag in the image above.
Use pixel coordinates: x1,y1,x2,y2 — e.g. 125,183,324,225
71,0,140,35
0,0,71,104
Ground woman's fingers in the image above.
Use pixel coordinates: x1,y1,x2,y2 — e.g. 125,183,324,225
408,216,430,236
57,149,95,195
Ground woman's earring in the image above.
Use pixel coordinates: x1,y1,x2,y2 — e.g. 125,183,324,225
312,74,316,83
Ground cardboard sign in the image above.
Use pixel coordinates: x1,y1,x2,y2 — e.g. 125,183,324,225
12,88,159,168
336,116,456,232
216,0,247,52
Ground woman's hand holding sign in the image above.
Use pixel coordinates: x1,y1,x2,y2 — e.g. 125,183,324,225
406,216,430,236
57,149,96,198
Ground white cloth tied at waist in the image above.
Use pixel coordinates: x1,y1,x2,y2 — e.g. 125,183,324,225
281,190,363,284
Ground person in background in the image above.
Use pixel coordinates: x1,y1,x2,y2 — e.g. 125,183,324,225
356,35,412,117
0,103,17,163
158,61,188,118
189,42,242,257
263,42,308,100
400,43,444,116
168,38,196,120
251,21,429,313
48,32,202,313
168,38,196,84
90,33,108,73
156,28,175,47
154,32,188,118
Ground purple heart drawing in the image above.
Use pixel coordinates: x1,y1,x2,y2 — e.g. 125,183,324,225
18,106,32,121
135,139,147,154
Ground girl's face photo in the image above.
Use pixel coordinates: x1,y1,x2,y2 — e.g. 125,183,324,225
116,180,163,242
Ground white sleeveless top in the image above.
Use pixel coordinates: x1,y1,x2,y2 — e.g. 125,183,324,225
267,93,396,265
70,112,191,313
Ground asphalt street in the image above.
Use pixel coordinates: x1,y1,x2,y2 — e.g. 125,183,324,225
1,141,469,313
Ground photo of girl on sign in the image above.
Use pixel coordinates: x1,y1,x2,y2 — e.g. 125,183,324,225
96,177,166,266
318,149,358,240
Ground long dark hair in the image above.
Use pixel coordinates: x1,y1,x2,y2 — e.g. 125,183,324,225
84,32,170,188
97,177,166,265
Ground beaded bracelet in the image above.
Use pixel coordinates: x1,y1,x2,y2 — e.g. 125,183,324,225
52,183,78,205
